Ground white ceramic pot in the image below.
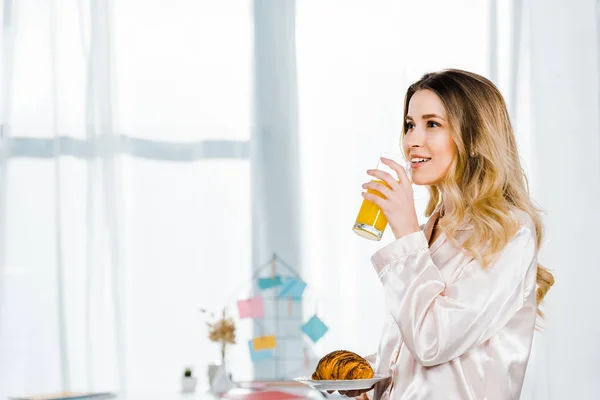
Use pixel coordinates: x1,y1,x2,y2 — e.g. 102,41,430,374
209,362,234,394
181,376,198,393
207,362,221,388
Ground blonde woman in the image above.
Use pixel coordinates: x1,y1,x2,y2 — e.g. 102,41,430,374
342,69,554,399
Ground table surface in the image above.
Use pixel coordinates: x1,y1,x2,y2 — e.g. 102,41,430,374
112,391,333,399
104,384,346,400
9,383,348,400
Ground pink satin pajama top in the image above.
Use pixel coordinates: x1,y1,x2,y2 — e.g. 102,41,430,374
367,207,539,400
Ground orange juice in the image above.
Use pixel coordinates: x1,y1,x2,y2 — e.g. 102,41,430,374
353,179,391,240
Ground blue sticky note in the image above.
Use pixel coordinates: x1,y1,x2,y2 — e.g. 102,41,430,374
248,340,275,362
279,277,307,300
258,276,283,290
301,315,328,343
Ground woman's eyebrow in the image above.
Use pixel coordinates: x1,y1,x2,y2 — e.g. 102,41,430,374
406,114,446,121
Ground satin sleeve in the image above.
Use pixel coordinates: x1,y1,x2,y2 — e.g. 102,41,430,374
370,224,537,367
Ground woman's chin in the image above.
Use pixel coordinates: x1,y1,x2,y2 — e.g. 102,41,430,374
411,176,429,186
411,172,443,186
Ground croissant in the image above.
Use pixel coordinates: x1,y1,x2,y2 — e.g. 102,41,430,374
312,350,374,380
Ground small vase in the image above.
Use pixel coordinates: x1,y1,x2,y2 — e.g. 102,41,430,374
181,376,198,393
207,361,221,389
209,361,234,394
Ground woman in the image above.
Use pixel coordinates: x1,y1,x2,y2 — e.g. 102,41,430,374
344,69,554,399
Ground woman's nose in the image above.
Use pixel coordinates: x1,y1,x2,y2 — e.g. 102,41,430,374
404,129,424,147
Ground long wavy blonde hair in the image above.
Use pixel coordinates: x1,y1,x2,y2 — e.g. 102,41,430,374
402,69,554,317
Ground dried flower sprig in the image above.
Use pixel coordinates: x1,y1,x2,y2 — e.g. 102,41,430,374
200,307,236,362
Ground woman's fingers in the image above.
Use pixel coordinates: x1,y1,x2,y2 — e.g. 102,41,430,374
361,191,385,208
380,157,410,186
326,383,376,398
362,181,393,199
366,168,401,190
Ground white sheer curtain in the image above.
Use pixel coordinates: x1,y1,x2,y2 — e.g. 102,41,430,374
0,0,253,396
520,0,600,399
296,0,600,398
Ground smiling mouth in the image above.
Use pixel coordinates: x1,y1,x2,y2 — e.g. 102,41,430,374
411,158,431,165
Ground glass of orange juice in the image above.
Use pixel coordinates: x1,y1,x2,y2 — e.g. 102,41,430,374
353,152,411,241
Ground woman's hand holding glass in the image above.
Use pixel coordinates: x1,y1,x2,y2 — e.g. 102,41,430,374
360,157,421,240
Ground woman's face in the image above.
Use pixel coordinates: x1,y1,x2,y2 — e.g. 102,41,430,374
402,89,457,186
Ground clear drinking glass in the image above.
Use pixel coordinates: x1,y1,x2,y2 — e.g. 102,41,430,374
352,152,412,241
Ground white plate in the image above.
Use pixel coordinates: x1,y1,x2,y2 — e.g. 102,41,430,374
293,374,390,391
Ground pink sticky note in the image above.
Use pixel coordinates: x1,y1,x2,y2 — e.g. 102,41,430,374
237,296,265,319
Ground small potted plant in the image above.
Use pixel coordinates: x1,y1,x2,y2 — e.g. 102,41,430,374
181,367,198,393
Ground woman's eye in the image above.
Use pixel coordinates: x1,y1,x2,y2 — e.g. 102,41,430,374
405,122,415,130
427,121,440,128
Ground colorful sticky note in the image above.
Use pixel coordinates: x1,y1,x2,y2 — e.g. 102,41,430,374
258,276,283,290
301,315,328,343
252,335,277,351
237,296,265,319
279,277,306,300
248,340,275,362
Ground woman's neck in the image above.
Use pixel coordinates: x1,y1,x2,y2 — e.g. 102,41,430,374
439,193,453,217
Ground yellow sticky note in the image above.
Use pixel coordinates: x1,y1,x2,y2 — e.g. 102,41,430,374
253,335,277,351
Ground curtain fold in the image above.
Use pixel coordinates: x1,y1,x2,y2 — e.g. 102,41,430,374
0,0,254,396
524,0,600,399
0,0,15,359
251,0,304,380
